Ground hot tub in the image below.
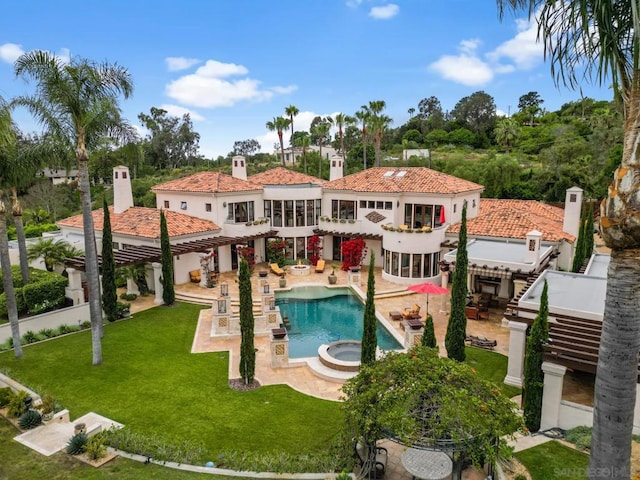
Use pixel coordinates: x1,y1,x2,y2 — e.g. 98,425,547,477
318,340,361,372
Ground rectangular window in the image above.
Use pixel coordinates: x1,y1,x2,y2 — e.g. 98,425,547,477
205,203,212,212
285,200,294,227
376,201,384,209
412,254,422,278
115,172,119,179
391,252,399,276
296,200,305,227
385,201,392,210
296,237,306,259
164,200,169,209
331,199,339,218
432,252,440,276
227,201,255,223
360,200,367,208
368,201,375,209
335,200,356,219
384,249,390,273
122,171,127,179
113,242,120,250
273,200,282,227
306,200,315,226
264,200,272,221
401,253,411,277
285,238,294,260
315,200,321,223
181,201,187,210
404,204,413,226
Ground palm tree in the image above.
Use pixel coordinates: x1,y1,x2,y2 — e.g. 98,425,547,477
15,51,134,366
294,133,311,174
334,113,356,162
265,116,291,166
0,100,22,359
284,105,299,161
494,117,520,154
355,107,370,170
27,238,82,272
408,107,415,119
366,100,389,167
497,2,640,476
311,120,331,178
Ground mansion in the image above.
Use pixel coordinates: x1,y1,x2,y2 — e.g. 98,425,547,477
57,155,581,303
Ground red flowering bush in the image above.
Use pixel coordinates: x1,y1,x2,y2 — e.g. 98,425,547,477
340,238,367,272
307,235,323,265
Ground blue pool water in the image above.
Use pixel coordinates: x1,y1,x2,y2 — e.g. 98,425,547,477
275,286,402,358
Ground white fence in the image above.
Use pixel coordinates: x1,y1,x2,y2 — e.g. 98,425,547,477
0,303,91,343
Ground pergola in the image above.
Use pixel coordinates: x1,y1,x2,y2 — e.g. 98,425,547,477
65,230,280,271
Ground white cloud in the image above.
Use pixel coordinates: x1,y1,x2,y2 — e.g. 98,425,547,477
165,56,201,71
459,38,481,54
56,48,71,65
166,59,296,108
159,104,205,121
487,18,543,69
346,0,362,7
429,54,494,86
369,3,399,20
0,43,24,63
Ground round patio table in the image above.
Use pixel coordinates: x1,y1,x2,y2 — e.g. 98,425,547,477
401,447,452,480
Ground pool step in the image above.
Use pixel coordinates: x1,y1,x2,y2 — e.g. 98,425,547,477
306,357,358,383
374,288,413,300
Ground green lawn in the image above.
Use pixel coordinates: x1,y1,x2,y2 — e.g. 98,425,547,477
465,346,522,399
0,417,232,480
515,441,589,480
0,303,342,457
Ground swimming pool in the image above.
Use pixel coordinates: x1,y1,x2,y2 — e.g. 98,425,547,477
275,286,402,358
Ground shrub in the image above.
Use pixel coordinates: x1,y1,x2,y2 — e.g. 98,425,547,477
80,321,91,329
115,302,131,319
38,328,56,338
19,410,42,430
57,324,73,335
85,434,107,461
119,292,138,301
8,390,29,418
22,330,39,344
0,387,13,407
66,432,88,455
0,268,67,318
39,394,56,415
565,426,592,451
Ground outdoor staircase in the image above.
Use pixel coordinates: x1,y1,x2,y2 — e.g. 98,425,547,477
175,290,264,315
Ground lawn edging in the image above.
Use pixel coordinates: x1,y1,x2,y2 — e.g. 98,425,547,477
111,447,350,479
0,371,41,404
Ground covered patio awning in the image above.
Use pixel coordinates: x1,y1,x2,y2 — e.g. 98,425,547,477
313,228,382,240
65,230,280,271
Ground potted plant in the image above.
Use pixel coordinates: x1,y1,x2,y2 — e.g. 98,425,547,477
328,266,338,285
279,270,287,288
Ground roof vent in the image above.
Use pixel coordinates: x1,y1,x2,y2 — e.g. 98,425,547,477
396,171,407,178
383,171,395,178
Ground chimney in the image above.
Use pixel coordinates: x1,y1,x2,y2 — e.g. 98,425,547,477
524,230,542,264
113,166,134,214
232,155,247,180
329,154,344,181
562,186,583,237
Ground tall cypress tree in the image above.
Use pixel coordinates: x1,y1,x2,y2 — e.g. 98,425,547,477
160,210,175,305
361,252,377,366
445,200,468,362
101,199,118,322
584,203,594,259
571,207,587,272
239,258,256,384
523,279,549,432
421,314,437,348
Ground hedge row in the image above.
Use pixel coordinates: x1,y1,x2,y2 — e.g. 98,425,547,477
0,267,68,318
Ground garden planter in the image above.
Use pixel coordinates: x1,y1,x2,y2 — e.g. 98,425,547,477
328,274,337,285
279,278,287,288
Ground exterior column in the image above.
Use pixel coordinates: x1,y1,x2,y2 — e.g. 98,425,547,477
126,278,140,296
152,262,164,305
404,326,424,349
540,362,567,431
439,270,449,315
504,321,528,387
65,267,85,305
270,330,289,367
199,253,208,288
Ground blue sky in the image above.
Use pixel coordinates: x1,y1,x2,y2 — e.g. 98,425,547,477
0,0,611,159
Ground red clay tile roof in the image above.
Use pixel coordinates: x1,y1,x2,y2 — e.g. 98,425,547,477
57,207,221,239
250,167,325,186
151,171,263,193
322,167,483,194
447,198,574,242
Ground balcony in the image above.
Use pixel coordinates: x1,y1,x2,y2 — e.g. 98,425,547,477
222,218,272,237
380,224,446,253
317,216,364,236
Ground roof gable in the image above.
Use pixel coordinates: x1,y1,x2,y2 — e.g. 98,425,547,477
151,171,263,193
58,207,220,239
322,167,483,194
447,198,573,242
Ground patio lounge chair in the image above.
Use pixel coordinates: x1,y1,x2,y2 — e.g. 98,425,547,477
270,263,285,276
355,441,387,479
315,259,325,273
402,304,421,320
